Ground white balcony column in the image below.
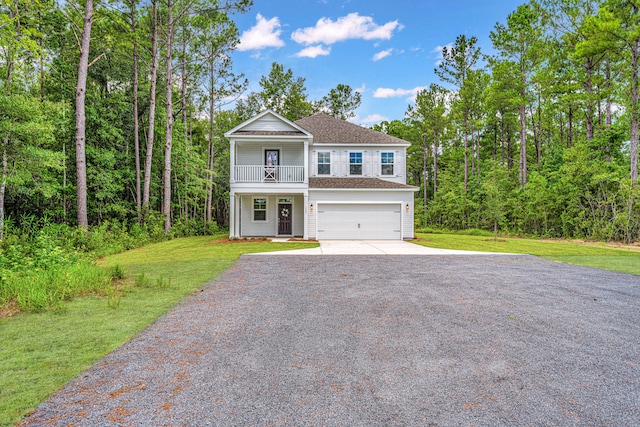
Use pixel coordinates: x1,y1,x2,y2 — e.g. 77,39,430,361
229,139,236,183
303,139,309,183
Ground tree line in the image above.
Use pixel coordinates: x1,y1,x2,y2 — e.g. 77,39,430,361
0,0,365,239
381,0,640,242
0,0,638,242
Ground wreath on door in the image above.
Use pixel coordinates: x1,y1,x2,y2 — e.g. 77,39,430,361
280,208,290,218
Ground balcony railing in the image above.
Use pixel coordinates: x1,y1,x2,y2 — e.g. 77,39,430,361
234,165,305,183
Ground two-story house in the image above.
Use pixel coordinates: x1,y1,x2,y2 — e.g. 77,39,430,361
225,109,417,240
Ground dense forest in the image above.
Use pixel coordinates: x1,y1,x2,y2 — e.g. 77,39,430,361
0,0,639,243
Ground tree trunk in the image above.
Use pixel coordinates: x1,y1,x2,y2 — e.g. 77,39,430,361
433,128,438,200
0,148,6,240
536,93,541,164
1,7,16,239
470,122,475,177
606,57,612,126
181,30,189,225
463,116,469,191
423,133,428,210
508,124,514,170
605,56,612,162
585,57,594,141
38,11,44,102
501,117,506,166
5,5,16,85
75,0,94,229
568,105,573,147
131,1,141,223
630,34,639,184
519,101,527,186
163,0,174,233
206,139,214,224
475,129,481,178
206,73,215,224
493,121,497,162
143,0,158,212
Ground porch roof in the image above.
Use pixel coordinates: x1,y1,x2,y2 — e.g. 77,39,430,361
309,177,416,189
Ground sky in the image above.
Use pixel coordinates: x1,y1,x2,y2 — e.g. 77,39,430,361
229,0,525,125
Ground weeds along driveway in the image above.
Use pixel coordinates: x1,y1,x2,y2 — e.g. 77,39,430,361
21,255,640,426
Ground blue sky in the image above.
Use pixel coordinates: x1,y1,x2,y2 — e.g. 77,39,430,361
229,0,524,124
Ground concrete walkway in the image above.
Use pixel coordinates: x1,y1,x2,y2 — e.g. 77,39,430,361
259,239,510,255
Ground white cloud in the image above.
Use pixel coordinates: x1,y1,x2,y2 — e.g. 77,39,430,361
373,86,426,100
295,45,331,58
238,14,285,51
432,43,453,59
373,49,393,61
291,13,400,45
356,113,389,124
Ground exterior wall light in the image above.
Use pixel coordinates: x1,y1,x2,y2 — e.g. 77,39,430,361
405,204,410,211
310,204,314,211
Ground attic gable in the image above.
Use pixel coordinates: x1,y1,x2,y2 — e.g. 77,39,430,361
225,109,312,138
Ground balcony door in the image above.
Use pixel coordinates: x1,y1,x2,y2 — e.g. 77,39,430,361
264,149,280,181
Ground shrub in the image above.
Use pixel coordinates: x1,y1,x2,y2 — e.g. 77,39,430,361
0,260,110,313
0,217,176,315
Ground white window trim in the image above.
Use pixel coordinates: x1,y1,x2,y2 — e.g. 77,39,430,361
252,197,268,223
381,151,395,176
349,151,363,176
317,151,331,175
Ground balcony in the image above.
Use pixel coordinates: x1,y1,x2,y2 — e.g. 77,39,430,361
234,165,305,183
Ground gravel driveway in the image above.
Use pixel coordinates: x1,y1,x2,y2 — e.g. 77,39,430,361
20,255,640,426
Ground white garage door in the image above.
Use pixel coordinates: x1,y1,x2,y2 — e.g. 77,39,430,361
316,203,402,240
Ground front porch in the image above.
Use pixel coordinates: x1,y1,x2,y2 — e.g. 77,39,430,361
229,192,309,239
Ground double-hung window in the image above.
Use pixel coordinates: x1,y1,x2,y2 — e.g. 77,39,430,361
318,152,331,175
381,152,394,176
253,198,267,221
349,152,363,175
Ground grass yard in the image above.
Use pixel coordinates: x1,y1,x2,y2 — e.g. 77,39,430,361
0,235,317,427
2,232,638,426
414,232,640,275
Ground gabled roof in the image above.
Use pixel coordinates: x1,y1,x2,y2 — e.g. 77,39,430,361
295,113,409,145
309,177,417,190
224,109,312,138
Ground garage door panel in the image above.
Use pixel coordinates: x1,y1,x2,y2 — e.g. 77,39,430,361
317,204,401,240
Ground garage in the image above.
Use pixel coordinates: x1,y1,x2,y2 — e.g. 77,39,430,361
316,203,402,240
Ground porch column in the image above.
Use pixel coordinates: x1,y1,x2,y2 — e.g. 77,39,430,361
303,140,309,183
235,195,241,238
303,193,309,240
229,192,236,238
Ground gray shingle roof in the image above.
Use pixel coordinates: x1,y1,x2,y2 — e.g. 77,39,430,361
295,113,409,145
309,177,416,189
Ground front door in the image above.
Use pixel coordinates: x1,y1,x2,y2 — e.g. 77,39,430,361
278,203,292,235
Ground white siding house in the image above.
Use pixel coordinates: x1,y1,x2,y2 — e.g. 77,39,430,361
225,110,417,240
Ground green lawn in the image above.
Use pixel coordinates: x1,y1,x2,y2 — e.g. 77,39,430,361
414,232,640,275
0,235,317,427
3,233,638,426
